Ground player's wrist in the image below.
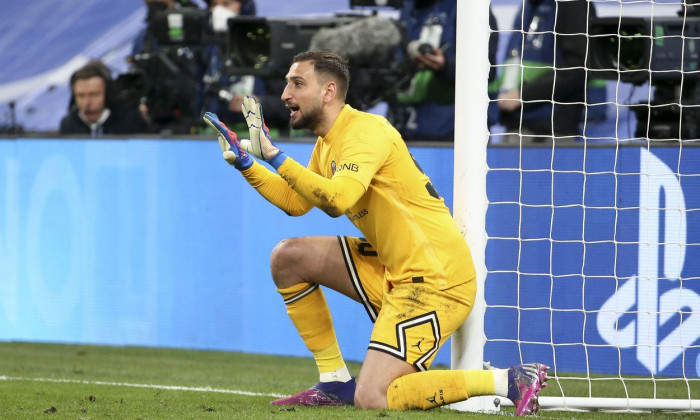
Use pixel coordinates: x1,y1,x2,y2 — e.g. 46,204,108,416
268,151,288,170
234,155,254,170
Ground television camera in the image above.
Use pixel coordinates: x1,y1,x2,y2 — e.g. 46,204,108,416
115,7,215,134
588,1,700,140
116,0,411,133
226,12,409,111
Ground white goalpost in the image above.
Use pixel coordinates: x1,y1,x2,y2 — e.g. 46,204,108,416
451,0,493,413
454,0,700,413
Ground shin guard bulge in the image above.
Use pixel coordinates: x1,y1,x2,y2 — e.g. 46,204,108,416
278,283,345,373
387,369,495,410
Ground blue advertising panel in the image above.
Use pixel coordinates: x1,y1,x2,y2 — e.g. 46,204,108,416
1,138,698,376
485,146,700,378
0,138,454,366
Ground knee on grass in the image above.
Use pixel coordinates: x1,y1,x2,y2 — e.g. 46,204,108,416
354,385,388,410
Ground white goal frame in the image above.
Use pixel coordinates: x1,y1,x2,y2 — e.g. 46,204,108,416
453,0,700,413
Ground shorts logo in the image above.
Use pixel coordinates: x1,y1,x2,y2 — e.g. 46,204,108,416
368,311,440,372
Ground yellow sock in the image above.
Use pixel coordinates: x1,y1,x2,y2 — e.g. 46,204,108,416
278,283,346,374
387,369,495,410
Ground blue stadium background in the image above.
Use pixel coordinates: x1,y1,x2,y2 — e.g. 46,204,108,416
1,139,699,375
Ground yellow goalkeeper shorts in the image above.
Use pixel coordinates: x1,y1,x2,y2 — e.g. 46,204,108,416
338,236,475,371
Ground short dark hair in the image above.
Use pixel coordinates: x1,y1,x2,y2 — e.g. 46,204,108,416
69,60,112,90
292,50,350,101
68,60,116,108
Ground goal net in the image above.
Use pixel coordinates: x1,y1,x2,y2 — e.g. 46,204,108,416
453,0,700,412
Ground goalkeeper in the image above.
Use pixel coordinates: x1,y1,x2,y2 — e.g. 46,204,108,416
204,50,548,415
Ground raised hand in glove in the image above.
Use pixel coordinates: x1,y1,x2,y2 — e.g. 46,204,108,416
240,95,287,169
203,112,253,170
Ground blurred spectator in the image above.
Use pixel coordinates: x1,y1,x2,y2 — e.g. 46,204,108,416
126,0,209,133
497,0,604,143
201,0,256,126
388,0,457,141
60,60,149,136
207,0,256,27
131,0,200,56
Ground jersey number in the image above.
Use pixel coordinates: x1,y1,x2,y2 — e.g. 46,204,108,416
411,154,441,200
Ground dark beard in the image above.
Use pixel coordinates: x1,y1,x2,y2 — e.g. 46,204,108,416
290,101,323,131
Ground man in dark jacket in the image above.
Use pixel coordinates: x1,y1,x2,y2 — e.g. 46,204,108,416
389,0,457,141
497,0,605,143
60,60,149,136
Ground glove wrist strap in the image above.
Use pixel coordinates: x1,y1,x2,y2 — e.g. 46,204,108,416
235,160,253,171
268,152,288,170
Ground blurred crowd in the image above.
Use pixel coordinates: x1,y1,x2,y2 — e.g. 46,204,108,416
8,0,614,143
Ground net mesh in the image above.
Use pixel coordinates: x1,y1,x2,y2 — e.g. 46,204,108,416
485,0,700,409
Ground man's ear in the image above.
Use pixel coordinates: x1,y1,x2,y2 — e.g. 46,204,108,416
322,81,337,104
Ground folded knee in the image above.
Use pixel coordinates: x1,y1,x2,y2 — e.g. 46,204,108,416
269,238,303,286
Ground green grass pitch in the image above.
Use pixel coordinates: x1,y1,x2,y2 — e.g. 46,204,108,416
0,341,696,419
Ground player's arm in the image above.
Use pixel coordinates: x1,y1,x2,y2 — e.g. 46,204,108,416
240,162,315,216
238,96,367,217
237,145,366,218
277,159,365,217
203,112,314,216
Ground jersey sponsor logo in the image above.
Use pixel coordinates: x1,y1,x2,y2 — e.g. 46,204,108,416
330,161,359,175
336,162,359,173
348,208,368,222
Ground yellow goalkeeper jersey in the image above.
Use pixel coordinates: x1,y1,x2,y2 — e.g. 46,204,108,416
307,105,475,290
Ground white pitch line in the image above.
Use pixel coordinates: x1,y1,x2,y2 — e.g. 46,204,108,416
0,375,286,398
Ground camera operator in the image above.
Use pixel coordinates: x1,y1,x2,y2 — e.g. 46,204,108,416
60,60,149,136
201,0,290,136
388,0,457,142
131,0,200,56
125,0,207,134
208,0,255,21
497,0,604,144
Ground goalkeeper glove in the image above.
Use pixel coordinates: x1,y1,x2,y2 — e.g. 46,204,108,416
240,95,288,169
203,112,253,170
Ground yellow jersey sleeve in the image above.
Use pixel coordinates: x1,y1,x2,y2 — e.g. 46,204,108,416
240,160,314,216
276,157,366,217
